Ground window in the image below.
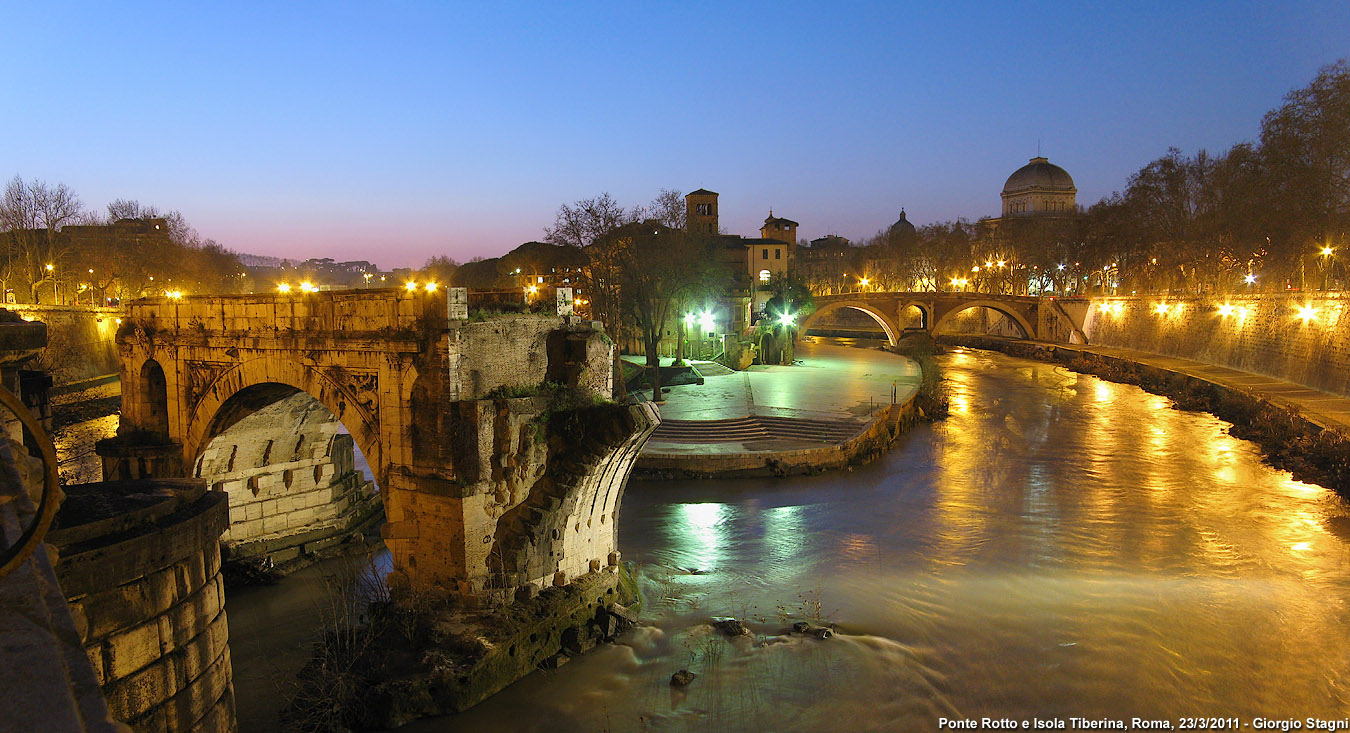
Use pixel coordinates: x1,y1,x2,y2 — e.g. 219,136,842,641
775,248,781,260
762,248,769,259
759,269,771,282
696,203,712,215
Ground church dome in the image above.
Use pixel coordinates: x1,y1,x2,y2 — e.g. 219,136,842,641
890,209,916,234
1002,157,1075,195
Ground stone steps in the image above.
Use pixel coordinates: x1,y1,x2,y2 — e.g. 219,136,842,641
649,415,864,444
689,361,735,377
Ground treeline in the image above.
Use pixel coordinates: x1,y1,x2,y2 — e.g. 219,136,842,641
0,177,246,305
814,60,1350,297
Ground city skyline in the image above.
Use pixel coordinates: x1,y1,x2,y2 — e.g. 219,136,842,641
4,1,1347,268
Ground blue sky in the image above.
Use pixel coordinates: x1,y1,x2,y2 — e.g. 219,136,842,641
3,1,1346,268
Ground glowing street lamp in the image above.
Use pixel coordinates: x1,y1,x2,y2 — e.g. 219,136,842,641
778,311,796,327
425,282,438,292
405,281,418,292
699,310,716,334
857,277,870,290
278,283,292,293
299,281,316,292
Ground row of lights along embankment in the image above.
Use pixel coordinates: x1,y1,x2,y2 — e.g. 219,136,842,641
276,281,440,294
1098,302,1330,323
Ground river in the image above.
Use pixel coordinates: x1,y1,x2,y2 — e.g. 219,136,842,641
229,345,1350,731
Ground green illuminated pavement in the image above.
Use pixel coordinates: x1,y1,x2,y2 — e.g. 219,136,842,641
639,339,922,455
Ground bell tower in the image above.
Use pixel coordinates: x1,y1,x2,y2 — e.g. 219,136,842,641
685,189,719,234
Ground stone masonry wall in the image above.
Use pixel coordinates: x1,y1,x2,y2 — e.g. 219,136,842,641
8,305,124,385
193,391,378,563
52,479,234,732
1083,293,1350,396
446,315,614,401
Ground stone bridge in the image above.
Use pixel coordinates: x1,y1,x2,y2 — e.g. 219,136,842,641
802,291,1088,344
98,288,659,600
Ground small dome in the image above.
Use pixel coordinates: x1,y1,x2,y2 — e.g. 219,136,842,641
1002,157,1075,195
890,209,916,234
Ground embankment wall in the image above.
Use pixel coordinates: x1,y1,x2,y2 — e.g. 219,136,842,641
8,305,124,385
1082,293,1350,396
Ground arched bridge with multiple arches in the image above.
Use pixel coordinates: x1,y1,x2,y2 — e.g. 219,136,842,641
801,291,1089,345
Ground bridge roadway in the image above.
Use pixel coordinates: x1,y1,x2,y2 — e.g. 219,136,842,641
801,290,1088,345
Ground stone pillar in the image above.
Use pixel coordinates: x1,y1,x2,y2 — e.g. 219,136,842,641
52,479,235,732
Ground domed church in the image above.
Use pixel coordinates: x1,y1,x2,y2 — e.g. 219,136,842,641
1001,156,1076,216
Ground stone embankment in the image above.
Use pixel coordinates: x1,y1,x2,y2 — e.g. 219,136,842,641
1081,292,1350,397
6,305,123,386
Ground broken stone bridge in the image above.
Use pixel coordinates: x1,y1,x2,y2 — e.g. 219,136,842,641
97,288,659,600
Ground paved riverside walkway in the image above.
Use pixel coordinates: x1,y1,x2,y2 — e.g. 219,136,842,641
638,339,921,457
979,338,1350,434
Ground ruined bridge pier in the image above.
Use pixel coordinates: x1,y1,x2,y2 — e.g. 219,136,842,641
801,291,1089,345
99,289,658,600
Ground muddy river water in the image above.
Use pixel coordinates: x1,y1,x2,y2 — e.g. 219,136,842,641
227,345,1350,731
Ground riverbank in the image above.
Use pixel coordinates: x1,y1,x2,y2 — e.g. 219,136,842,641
941,334,1350,494
635,339,924,479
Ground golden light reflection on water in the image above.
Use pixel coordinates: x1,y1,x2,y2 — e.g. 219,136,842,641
409,345,1350,731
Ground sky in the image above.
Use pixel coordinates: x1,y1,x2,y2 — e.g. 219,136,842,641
3,1,1347,269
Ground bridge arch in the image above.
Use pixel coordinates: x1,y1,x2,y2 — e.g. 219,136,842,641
183,354,383,483
898,301,932,330
801,300,900,345
139,358,170,438
932,300,1035,339
180,354,386,562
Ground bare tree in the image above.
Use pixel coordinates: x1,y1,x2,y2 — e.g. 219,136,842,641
645,189,686,230
0,176,84,302
544,193,630,248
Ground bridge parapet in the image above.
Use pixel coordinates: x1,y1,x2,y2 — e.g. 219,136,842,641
123,288,446,338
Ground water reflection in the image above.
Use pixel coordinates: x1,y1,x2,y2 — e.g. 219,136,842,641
233,345,1350,731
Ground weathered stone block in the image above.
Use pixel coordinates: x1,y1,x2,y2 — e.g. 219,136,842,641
106,616,167,680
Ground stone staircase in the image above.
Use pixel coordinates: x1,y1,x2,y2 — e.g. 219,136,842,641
649,415,864,444
689,360,735,377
